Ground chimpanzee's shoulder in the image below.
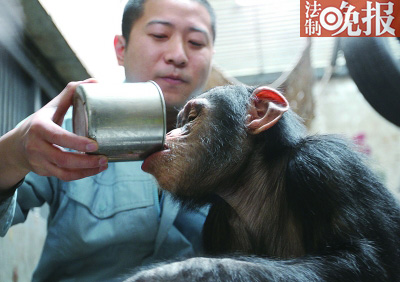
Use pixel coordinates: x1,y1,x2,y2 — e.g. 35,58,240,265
292,134,361,162
284,133,393,213
286,134,371,183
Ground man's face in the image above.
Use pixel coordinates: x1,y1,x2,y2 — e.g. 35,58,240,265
116,0,214,108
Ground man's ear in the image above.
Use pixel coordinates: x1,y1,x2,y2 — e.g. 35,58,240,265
114,35,126,66
246,86,289,134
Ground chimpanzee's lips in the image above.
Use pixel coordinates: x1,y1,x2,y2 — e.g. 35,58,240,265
141,143,170,172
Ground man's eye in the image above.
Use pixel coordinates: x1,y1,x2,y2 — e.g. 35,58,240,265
189,40,204,48
151,34,167,39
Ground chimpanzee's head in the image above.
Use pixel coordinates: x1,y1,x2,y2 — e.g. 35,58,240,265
142,85,289,204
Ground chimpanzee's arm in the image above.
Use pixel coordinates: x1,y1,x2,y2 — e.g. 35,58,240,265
125,239,384,282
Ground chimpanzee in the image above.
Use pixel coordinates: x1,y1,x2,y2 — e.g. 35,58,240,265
127,84,400,281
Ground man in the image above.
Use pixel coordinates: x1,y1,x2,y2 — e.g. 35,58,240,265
0,0,215,280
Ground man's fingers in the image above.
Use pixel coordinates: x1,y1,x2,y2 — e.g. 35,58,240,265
47,81,80,122
42,122,99,153
50,146,108,169
40,159,108,182
50,79,98,124
26,136,108,180
82,78,98,83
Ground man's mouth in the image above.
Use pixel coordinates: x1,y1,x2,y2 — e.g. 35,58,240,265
159,75,187,85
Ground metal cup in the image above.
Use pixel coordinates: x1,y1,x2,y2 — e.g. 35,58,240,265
73,81,166,161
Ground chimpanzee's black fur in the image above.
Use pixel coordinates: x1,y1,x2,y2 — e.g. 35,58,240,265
126,85,400,281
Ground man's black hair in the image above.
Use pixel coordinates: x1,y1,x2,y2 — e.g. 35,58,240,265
122,0,216,45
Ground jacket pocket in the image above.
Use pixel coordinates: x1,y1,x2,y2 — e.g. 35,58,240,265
64,162,156,218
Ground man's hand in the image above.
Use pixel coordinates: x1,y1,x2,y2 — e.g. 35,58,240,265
0,79,108,190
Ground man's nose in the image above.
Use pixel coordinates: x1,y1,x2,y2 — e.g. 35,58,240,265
164,37,188,67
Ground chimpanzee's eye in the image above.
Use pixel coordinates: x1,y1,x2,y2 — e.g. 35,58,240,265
187,114,197,123
187,107,198,123
180,100,206,127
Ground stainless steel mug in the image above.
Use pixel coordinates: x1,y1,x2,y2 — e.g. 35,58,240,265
73,81,166,161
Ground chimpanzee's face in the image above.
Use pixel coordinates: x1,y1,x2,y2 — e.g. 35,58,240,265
142,85,279,199
142,97,214,195
141,85,258,199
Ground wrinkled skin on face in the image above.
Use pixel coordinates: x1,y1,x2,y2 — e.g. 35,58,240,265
141,85,252,205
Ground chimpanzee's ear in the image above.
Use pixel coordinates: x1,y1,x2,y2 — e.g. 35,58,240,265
246,87,289,134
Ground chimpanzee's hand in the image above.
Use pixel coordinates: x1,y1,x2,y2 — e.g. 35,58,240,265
0,79,108,189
